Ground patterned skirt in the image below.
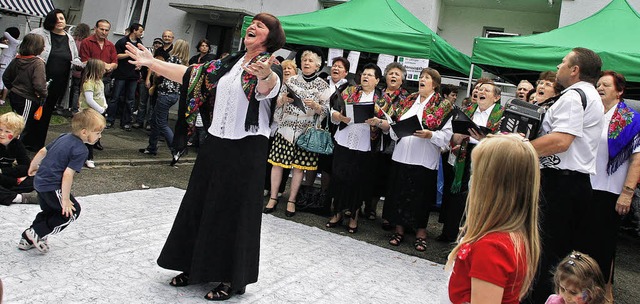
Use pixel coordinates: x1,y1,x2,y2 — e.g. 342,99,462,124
268,133,319,170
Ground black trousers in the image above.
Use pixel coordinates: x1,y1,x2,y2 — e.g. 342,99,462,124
0,176,34,205
31,189,81,238
525,169,592,304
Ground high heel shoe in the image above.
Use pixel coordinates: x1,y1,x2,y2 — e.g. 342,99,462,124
262,197,279,214
325,215,343,228
285,201,296,217
204,283,245,301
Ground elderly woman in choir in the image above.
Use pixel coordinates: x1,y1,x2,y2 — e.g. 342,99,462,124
382,67,453,252
263,49,331,217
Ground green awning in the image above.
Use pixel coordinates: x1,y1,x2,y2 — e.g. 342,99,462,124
242,0,480,77
472,0,640,83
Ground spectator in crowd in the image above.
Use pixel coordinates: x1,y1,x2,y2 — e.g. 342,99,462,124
160,30,174,55
188,38,215,65
546,251,606,304
384,67,453,252
264,47,330,217
79,59,108,169
108,23,144,131
67,23,91,116
0,112,39,206
516,79,534,100
0,27,20,104
29,9,80,152
439,81,504,243
126,12,285,300
369,62,409,223
138,37,165,131
441,83,459,104
3,34,47,150
585,70,640,298
526,47,604,303
79,19,118,105
325,63,384,234
139,39,189,156
447,134,540,304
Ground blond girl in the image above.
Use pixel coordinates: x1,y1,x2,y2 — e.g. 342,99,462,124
78,58,107,168
446,134,541,303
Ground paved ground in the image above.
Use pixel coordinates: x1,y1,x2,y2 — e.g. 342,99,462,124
1,187,448,303
1,116,639,302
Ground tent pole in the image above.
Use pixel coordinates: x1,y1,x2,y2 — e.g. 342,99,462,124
466,64,475,97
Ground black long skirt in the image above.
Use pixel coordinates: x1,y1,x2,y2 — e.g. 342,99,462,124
157,134,268,290
330,144,372,217
584,190,620,283
384,160,437,229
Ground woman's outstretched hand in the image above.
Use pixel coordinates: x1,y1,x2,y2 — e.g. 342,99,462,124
125,42,154,69
242,55,276,80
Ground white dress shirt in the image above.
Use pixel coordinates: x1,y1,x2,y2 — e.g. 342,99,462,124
332,89,375,152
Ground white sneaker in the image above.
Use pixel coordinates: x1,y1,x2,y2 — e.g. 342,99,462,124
85,160,95,168
18,237,34,250
21,228,49,253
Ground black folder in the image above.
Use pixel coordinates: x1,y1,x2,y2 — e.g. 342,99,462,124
285,83,306,113
391,116,423,138
451,108,492,136
353,103,374,123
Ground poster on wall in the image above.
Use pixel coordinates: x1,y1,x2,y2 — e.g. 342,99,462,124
377,54,395,72
346,51,361,74
328,48,344,66
397,57,429,81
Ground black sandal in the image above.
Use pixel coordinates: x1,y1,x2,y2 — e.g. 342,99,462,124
389,233,404,246
204,283,246,301
262,197,278,214
169,272,189,287
414,237,427,252
325,215,342,228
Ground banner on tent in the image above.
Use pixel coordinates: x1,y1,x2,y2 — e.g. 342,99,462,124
398,57,429,81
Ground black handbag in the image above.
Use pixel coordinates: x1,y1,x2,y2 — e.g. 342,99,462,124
296,110,334,155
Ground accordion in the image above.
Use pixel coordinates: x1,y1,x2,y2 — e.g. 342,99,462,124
499,99,544,139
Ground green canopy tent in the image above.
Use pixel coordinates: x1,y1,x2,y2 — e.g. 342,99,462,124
471,0,640,97
241,0,481,78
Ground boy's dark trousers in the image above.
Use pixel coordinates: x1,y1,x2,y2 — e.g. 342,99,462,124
30,189,81,238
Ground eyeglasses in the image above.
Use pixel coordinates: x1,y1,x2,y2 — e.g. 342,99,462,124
361,73,376,78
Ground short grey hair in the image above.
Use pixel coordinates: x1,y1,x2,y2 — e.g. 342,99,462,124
384,62,407,80
301,50,322,69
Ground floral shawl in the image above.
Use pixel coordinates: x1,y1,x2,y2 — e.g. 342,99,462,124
371,87,410,145
451,103,504,193
607,100,640,174
391,92,453,131
173,51,274,151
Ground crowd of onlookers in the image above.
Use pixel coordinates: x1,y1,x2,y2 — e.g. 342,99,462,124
1,9,640,303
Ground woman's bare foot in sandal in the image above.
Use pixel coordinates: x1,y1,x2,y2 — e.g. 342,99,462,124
326,214,342,228
169,272,189,287
204,283,245,301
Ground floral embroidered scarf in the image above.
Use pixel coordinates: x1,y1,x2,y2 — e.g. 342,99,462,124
393,92,453,131
184,51,272,134
451,103,504,193
607,100,640,174
371,87,410,143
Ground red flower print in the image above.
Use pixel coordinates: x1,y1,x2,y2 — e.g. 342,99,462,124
457,243,471,260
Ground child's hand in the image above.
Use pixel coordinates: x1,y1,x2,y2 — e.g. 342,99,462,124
61,199,76,218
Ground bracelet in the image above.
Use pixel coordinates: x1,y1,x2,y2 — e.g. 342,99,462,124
260,72,273,81
623,185,636,193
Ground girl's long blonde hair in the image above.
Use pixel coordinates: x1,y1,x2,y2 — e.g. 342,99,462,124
446,134,541,300
170,39,190,66
81,58,106,85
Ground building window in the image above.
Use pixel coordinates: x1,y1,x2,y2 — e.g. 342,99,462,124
483,26,519,38
121,0,149,32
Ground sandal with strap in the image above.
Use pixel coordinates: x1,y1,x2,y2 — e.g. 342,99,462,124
414,237,427,252
262,197,279,214
325,215,343,228
204,283,246,301
389,233,404,246
169,272,189,287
